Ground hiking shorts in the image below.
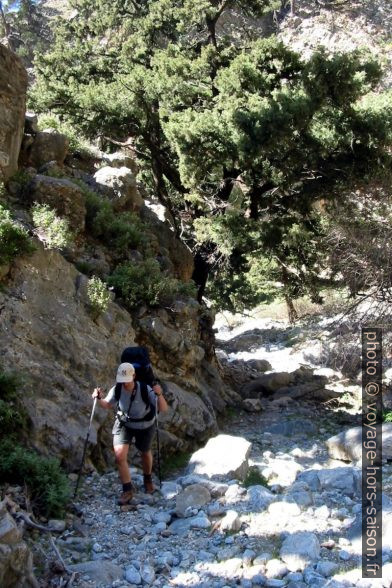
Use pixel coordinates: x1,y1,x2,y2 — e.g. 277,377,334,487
112,420,155,452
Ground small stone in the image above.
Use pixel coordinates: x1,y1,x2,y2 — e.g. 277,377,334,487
125,565,142,584
339,549,351,561
316,560,339,577
140,563,155,584
48,519,67,532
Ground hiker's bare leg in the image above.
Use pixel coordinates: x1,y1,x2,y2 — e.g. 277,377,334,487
114,444,131,484
141,450,153,475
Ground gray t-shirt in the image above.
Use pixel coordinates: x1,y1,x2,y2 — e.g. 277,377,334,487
104,382,156,429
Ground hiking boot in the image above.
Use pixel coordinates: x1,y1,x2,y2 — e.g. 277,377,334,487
117,489,133,505
143,474,155,494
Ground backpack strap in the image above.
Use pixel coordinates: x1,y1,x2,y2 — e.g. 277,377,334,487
115,382,122,402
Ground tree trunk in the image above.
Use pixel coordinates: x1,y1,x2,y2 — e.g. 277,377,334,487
0,6,13,50
192,250,212,303
285,294,298,323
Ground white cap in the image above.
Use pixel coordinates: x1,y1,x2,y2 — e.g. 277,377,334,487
116,362,135,383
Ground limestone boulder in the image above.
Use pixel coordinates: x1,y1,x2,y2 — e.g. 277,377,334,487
326,423,392,462
68,561,124,585
0,501,36,587
243,398,262,412
93,166,143,211
187,434,252,481
297,467,361,498
0,45,28,180
103,151,138,175
175,484,211,517
157,381,218,445
27,129,69,168
28,175,86,234
241,372,294,398
280,531,320,571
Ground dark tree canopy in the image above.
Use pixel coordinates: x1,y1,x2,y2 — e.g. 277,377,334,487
31,0,392,313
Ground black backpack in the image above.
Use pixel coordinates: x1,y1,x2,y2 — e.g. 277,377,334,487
114,346,156,409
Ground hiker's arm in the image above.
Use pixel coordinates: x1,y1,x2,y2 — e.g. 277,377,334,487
153,384,168,413
92,387,112,410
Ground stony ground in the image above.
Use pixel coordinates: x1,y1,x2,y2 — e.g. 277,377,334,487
30,393,392,588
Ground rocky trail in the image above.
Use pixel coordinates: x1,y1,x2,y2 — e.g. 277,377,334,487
20,318,392,588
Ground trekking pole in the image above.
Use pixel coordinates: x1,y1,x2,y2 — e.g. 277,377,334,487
74,397,97,499
155,396,162,488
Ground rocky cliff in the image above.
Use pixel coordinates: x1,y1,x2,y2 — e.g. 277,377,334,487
0,43,238,474
0,46,27,180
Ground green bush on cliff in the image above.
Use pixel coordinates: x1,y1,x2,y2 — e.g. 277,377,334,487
84,189,144,251
0,368,29,437
32,203,73,249
0,368,70,517
0,204,35,265
109,259,196,308
87,275,111,318
0,441,70,517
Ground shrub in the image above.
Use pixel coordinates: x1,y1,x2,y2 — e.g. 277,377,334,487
32,203,73,249
243,467,269,488
87,276,111,318
0,204,35,265
383,411,392,423
84,189,144,251
108,259,196,308
0,368,29,438
0,441,70,517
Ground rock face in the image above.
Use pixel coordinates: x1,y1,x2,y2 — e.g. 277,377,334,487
0,501,36,587
0,45,28,180
0,245,136,469
0,242,227,469
326,423,392,462
187,434,251,481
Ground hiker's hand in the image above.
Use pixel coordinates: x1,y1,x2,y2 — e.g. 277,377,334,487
152,383,162,396
92,387,104,400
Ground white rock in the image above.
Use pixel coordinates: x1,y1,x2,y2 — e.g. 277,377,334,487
280,531,320,571
187,434,251,481
220,510,241,532
265,558,289,579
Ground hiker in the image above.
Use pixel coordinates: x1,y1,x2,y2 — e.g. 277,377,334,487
92,362,168,505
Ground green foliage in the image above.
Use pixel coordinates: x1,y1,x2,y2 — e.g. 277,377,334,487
0,441,70,517
87,276,111,318
108,259,196,308
31,0,392,312
0,368,29,438
383,411,392,423
84,189,144,251
243,467,269,488
0,204,35,265
32,203,73,249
